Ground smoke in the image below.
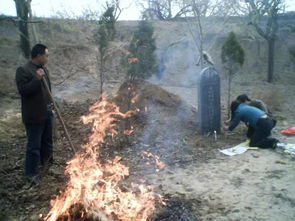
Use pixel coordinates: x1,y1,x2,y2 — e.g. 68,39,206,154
150,40,202,87
132,94,198,173
127,38,202,173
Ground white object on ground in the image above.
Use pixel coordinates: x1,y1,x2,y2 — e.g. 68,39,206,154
219,141,249,156
277,143,295,156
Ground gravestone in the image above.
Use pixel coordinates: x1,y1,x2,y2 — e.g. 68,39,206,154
198,67,221,135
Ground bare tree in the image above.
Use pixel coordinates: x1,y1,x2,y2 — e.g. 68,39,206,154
14,0,31,58
139,0,192,20
182,0,236,68
186,0,206,68
221,31,245,118
245,0,285,83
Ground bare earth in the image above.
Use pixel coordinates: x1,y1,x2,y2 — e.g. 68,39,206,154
1,18,295,221
1,79,295,220
157,85,295,221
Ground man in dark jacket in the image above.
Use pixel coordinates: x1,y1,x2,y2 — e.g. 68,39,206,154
15,44,53,184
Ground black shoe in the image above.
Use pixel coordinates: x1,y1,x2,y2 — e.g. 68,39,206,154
270,138,280,149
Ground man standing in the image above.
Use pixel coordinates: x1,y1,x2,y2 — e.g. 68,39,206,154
15,44,53,184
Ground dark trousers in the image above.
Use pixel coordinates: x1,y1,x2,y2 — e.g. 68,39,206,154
247,125,255,138
24,110,53,177
249,118,278,149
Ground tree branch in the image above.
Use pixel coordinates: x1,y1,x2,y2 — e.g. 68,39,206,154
0,16,42,23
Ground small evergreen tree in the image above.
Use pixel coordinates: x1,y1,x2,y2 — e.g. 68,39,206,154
124,20,157,80
221,31,245,118
99,3,117,41
94,1,118,96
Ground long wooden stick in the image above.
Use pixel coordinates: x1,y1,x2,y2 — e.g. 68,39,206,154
42,78,76,154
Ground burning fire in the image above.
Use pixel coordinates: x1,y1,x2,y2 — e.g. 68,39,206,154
131,95,139,104
45,94,161,221
143,152,166,171
123,126,134,136
128,57,139,64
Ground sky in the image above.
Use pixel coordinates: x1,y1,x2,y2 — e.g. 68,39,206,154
0,0,142,20
0,0,295,20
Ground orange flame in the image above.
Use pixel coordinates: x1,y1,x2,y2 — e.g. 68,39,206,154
143,151,166,171
123,129,134,136
131,95,139,104
128,57,139,64
45,94,161,221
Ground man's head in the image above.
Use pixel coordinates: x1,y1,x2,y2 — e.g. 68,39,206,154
31,44,49,66
237,94,251,104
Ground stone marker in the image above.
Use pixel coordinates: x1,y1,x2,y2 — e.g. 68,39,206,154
198,67,221,135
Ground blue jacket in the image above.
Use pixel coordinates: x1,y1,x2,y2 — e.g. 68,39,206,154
229,103,266,131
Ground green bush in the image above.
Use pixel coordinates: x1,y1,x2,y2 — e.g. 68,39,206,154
221,31,245,68
124,20,157,80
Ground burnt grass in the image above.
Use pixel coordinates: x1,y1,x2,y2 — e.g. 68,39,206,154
0,83,245,220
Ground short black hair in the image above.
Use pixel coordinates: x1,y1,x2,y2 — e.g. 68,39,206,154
230,100,241,120
236,94,251,103
31,44,47,58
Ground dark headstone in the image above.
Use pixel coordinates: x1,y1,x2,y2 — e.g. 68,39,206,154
198,67,221,134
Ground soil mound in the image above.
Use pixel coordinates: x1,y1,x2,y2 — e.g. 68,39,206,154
109,80,209,170
113,80,183,113
112,80,198,146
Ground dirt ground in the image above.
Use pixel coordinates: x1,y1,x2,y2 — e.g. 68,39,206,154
152,82,295,221
1,78,295,221
1,17,295,221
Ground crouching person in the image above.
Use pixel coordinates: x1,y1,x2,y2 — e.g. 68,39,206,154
224,100,279,149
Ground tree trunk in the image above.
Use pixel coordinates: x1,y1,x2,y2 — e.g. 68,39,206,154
28,3,39,44
100,55,104,97
14,0,31,59
196,12,203,69
227,72,232,119
267,38,275,83
168,0,172,19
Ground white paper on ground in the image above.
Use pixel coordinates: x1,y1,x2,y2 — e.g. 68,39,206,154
219,141,249,156
219,141,295,156
282,144,295,155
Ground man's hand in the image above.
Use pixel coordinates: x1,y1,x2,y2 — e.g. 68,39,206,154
223,125,229,131
224,119,231,125
36,68,45,80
